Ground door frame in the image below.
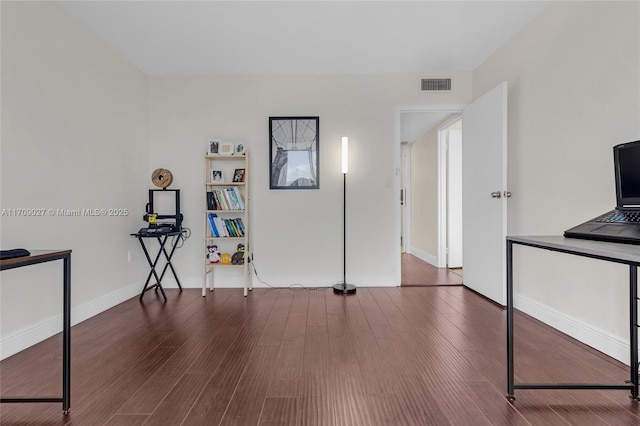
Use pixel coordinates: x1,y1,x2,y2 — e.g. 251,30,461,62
398,107,463,269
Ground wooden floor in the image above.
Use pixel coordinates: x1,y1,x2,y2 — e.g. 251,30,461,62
401,253,463,286
1,287,639,425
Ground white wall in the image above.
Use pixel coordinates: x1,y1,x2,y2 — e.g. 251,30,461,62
473,1,640,363
409,127,439,263
0,1,150,358
148,74,472,290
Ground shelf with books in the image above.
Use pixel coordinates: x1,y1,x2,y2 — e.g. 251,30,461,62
206,186,246,211
206,213,245,238
203,151,250,296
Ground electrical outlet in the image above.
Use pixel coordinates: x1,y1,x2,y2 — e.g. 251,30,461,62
127,251,133,263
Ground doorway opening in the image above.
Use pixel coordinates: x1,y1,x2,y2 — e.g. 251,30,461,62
399,110,463,286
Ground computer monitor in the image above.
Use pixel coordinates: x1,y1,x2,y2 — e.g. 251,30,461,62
614,140,640,208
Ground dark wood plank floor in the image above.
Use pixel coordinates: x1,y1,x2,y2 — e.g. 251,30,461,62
401,253,463,286
1,287,639,425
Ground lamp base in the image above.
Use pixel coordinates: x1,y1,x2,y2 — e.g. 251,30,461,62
332,283,357,295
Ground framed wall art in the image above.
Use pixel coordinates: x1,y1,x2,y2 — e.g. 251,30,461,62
211,169,224,183
219,141,235,155
269,116,319,189
208,138,221,155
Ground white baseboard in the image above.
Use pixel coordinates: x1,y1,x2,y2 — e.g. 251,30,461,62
0,281,141,360
514,294,631,366
408,247,438,267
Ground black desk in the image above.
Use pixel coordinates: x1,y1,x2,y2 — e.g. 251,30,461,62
0,250,72,415
506,236,639,401
131,231,184,301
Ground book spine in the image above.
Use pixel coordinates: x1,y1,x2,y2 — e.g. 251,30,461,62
230,219,241,236
211,190,221,210
234,187,246,210
224,219,234,237
215,216,228,237
231,188,241,210
213,190,221,210
224,188,234,210
229,219,239,237
207,213,219,237
227,188,235,209
235,218,245,235
229,187,243,210
236,217,245,236
219,189,230,210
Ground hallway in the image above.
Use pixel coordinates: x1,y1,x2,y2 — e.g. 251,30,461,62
401,253,463,286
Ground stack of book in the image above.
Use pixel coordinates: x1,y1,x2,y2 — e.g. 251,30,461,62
206,187,245,211
207,213,245,238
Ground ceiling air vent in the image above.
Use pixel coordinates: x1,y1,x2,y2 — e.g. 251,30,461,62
421,78,452,92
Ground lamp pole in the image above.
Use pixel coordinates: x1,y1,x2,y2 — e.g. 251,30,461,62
342,136,347,290
334,136,356,295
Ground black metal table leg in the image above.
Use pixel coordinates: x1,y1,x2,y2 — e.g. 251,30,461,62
630,265,639,400
62,254,71,414
150,235,171,300
158,235,183,292
506,240,515,400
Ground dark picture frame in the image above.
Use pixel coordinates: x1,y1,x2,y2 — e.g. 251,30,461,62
233,168,245,183
269,116,319,189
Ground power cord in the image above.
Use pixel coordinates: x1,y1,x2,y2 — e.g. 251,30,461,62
249,256,339,291
172,227,191,249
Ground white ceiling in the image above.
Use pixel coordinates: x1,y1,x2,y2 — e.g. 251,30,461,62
54,1,550,141
55,0,550,77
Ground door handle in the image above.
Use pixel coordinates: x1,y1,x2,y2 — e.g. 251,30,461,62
491,191,512,199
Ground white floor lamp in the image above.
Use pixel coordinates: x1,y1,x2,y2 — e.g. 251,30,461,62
333,136,356,295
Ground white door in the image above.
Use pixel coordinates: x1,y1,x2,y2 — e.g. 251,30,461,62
462,82,508,306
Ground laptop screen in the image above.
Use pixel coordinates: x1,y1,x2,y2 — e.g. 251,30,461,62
614,140,640,207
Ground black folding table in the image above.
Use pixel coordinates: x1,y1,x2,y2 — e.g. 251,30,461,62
131,231,184,301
